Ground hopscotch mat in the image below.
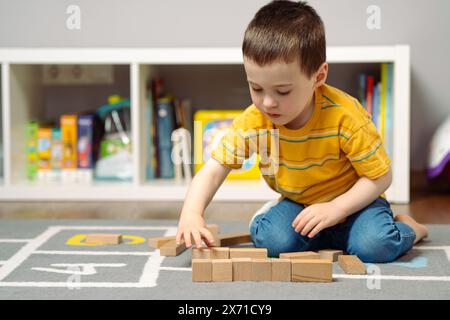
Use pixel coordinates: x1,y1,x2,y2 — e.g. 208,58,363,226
0,220,449,299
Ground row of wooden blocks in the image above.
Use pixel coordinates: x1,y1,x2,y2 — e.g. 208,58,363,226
192,247,366,282
193,257,333,282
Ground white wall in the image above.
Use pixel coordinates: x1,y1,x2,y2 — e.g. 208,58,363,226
0,0,449,170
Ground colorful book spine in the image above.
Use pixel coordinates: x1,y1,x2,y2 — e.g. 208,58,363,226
61,115,78,169
365,75,374,116
380,64,388,143
152,78,165,178
358,74,366,107
50,128,63,170
156,97,175,179
385,63,394,158
26,121,39,180
146,93,155,180
372,83,381,131
77,115,94,169
37,127,52,171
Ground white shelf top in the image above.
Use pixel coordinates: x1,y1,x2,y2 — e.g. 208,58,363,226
0,179,280,201
0,180,401,202
0,45,408,64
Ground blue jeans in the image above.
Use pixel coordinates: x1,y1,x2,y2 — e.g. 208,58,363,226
249,197,416,263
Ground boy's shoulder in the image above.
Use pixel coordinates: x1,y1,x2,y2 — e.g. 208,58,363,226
232,104,272,131
319,84,371,130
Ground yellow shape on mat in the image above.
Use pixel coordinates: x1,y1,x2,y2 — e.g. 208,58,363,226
66,234,146,246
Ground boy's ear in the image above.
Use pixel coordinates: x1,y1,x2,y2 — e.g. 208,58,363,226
313,62,328,88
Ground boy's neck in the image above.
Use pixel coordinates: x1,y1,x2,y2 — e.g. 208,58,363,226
284,92,316,130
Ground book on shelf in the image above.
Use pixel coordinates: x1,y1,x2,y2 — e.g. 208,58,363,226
26,121,39,180
358,63,394,159
37,127,52,171
384,63,394,159
50,128,63,171
146,76,193,182
145,92,156,180
26,111,107,183
365,75,374,116
372,83,381,130
77,114,95,170
156,97,175,179
61,114,78,170
358,74,366,107
77,114,99,182
151,78,164,178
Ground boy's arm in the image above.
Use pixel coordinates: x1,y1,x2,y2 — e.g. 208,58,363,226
293,168,392,238
176,158,231,248
330,167,392,218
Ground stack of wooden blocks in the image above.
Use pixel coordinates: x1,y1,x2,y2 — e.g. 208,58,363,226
192,248,349,283
147,224,367,283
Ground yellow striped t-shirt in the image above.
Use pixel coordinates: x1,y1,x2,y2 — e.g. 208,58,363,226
211,83,391,205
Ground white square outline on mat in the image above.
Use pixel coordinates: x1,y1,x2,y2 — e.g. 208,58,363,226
0,225,178,288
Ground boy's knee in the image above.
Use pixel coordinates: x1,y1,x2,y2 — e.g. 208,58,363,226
348,232,399,263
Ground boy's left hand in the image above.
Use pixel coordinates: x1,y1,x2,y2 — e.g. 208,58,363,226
291,202,348,238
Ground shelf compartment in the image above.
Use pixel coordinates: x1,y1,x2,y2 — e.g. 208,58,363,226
137,64,253,184
7,64,132,186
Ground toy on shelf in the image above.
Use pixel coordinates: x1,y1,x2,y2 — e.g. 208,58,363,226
194,110,260,180
94,95,133,181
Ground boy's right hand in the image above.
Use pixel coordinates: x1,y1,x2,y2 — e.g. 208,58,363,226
176,213,215,248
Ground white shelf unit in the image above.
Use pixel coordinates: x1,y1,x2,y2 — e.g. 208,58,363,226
0,46,410,203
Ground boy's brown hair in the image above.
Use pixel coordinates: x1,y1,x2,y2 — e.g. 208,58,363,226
242,0,326,78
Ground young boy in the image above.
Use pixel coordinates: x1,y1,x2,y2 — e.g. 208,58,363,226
176,0,428,263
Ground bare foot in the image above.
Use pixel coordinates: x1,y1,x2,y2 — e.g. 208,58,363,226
394,214,429,244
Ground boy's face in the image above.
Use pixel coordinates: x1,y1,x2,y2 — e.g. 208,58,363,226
244,56,326,129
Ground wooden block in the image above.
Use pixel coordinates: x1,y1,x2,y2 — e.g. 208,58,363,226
319,249,343,262
251,259,272,281
212,259,232,282
211,247,229,259
192,259,212,282
192,248,212,259
85,234,122,245
279,251,320,260
271,258,291,282
291,259,332,282
192,247,229,259
159,239,187,256
217,232,252,247
338,255,366,275
148,236,175,249
229,248,267,259
232,258,252,281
